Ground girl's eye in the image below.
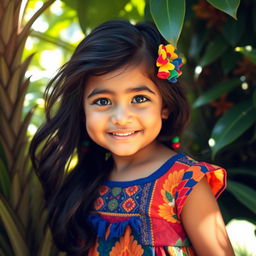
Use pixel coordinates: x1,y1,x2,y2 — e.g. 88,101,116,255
93,98,111,106
132,95,149,104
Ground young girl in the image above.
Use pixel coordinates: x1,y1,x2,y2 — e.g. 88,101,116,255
30,20,235,256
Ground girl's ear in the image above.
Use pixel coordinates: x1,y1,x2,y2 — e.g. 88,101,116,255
161,108,169,119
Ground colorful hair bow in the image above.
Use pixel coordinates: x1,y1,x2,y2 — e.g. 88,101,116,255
156,44,182,83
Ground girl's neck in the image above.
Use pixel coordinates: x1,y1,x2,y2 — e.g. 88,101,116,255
109,142,176,181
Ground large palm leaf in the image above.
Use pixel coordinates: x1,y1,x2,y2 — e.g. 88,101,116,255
0,0,66,255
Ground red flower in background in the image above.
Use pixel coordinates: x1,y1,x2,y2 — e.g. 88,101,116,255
193,1,226,30
233,58,256,83
210,94,233,116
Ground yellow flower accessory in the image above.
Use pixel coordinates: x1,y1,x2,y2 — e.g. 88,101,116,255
156,44,182,83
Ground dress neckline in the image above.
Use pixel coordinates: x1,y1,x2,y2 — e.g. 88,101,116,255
104,153,185,187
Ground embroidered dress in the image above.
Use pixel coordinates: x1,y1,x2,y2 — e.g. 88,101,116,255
87,153,226,256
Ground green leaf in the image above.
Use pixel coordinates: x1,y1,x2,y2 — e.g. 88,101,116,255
193,78,240,108
38,227,53,256
0,142,8,167
199,36,228,67
76,0,130,33
221,12,245,46
189,30,210,59
227,181,256,214
0,195,30,256
61,0,78,10
221,50,240,74
149,0,185,46
229,168,256,178
0,159,11,199
206,0,240,19
0,142,10,200
253,2,256,34
237,46,256,64
30,30,75,52
253,89,256,108
211,99,256,157
0,231,14,256
144,1,153,22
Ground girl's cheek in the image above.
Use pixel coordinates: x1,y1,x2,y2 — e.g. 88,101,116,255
86,110,108,126
136,106,160,116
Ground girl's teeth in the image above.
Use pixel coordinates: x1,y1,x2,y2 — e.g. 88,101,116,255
112,132,135,136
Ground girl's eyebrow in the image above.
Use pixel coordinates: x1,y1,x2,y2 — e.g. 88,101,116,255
86,85,156,99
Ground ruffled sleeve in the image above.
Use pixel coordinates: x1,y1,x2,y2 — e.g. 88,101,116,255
175,162,227,218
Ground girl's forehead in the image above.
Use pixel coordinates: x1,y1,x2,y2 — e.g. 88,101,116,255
84,65,159,95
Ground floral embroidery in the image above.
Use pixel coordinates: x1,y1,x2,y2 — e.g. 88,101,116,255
181,246,196,256
110,226,144,256
125,186,139,196
94,197,104,210
158,204,178,223
108,199,118,211
167,246,185,256
122,198,136,212
99,185,109,196
112,187,122,196
158,170,184,223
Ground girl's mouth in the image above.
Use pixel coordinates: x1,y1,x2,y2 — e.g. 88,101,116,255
108,130,141,138
112,131,135,136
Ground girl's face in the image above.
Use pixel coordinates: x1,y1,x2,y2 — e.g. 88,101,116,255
83,65,169,158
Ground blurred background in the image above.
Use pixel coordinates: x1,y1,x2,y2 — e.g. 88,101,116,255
0,0,255,255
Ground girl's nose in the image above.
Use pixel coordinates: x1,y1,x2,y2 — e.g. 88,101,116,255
110,105,133,125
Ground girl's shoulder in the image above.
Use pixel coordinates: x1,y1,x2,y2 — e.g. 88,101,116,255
164,153,227,198
174,153,226,172
172,154,227,192
161,153,227,218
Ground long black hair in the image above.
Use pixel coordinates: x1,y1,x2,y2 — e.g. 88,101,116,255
30,20,190,255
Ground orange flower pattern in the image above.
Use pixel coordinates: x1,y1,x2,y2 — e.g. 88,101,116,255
110,226,144,256
94,197,104,210
158,170,184,223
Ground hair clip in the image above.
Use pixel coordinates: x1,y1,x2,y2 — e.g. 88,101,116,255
156,44,182,83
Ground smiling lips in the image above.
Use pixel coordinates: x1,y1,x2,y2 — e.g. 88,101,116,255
108,130,141,138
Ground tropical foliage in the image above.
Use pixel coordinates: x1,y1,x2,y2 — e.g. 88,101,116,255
0,0,255,255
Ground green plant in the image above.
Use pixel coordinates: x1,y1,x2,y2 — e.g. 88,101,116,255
0,1,69,255
235,245,254,256
147,0,256,224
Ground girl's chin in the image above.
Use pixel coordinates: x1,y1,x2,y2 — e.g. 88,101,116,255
110,150,138,157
